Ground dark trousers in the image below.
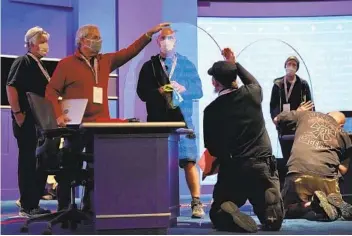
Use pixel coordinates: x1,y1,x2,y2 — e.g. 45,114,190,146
12,115,47,210
278,138,294,189
209,157,284,230
56,130,93,210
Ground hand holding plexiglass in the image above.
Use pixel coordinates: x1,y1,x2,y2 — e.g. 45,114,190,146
147,22,171,36
222,47,236,63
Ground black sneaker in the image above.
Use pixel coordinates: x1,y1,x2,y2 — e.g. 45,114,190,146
311,191,339,221
191,198,205,218
326,193,352,220
220,201,258,233
19,207,51,217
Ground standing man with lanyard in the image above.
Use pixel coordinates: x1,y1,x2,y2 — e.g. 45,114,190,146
6,26,51,217
46,23,169,212
269,56,314,186
137,27,204,218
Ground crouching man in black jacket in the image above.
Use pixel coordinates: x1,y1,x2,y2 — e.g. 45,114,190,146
204,48,284,233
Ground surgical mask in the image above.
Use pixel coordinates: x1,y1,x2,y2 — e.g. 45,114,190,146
285,66,296,76
160,39,175,54
85,38,102,54
38,43,49,56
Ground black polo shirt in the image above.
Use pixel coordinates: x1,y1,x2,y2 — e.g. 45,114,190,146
7,54,49,115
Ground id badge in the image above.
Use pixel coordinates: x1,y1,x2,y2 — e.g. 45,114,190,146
283,103,291,112
93,87,103,104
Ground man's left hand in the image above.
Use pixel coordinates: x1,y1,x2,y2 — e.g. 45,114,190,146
222,48,236,63
171,81,186,93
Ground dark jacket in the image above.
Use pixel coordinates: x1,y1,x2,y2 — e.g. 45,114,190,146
137,53,203,126
203,63,273,160
270,75,313,120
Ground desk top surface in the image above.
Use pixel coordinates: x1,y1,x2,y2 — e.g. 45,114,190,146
80,122,186,128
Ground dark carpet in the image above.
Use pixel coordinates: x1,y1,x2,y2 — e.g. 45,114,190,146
1,196,351,235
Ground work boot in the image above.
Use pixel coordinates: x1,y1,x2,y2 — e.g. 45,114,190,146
326,193,352,220
311,191,339,221
220,201,258,233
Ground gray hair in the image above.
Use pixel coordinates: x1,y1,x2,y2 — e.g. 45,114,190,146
24,26,50,48
75,24,99,46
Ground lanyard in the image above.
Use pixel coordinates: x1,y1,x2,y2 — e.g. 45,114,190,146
80,54,99,84
284,76,296,103
218,88,236,97
160,56,178,81
27,53,51,81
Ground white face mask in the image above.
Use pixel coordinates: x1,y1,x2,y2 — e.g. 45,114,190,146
84,38,102,54
160,39,175,54
38,43,49,57
285,66,296,76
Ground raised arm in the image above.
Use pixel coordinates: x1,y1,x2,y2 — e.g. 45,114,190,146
236,63,259,86
222,47,259,85
108,23,170,72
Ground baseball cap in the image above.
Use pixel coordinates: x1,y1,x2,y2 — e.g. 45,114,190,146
208,61,237,87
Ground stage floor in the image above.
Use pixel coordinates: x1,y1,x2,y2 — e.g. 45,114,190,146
1,197,352,235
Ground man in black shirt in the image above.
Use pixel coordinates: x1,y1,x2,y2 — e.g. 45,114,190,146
205,48,284,233
269,56,314,187
275,110,352,221
6,26,51,217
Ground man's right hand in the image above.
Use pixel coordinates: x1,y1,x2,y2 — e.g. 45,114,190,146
297,101,314,112
14,112,26,127
57,114,71,127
